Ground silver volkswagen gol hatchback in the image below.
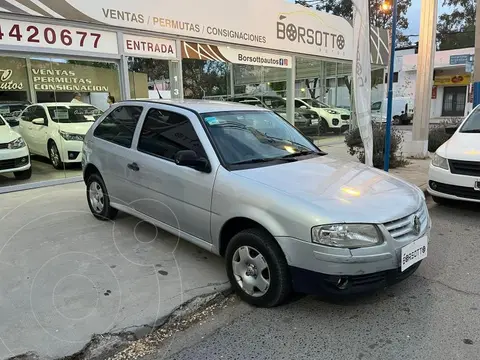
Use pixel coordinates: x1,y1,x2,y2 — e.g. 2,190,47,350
82,100,431,307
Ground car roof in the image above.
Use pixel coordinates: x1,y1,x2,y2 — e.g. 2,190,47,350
31,102,97,107
121,99,273,113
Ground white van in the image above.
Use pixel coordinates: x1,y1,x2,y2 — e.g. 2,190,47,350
371,97,414,125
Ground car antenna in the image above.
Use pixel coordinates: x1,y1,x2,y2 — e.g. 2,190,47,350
154,79,162,99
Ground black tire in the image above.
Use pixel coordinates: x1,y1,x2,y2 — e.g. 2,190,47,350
393,116,401,125
225,228,292,307
14,167,32,180
86,173,118,221
432,195,450,205
318,118,329,135
48,141,63,170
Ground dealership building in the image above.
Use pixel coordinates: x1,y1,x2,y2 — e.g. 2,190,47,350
0,0,388,191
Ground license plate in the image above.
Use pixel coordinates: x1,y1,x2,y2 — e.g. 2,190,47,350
401,236,428,272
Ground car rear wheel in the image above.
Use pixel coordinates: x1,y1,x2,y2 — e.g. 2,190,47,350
86,173,118,221
393,116,401,125
14,167,32,180
225,228,291,307
48,141,63,170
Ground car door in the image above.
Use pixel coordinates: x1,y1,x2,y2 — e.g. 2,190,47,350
129,105,218,242
29,106,50,157
90,105,145,207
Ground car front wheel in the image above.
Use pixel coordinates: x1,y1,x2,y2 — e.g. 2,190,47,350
225,228,292,307
14,167,32,180
86,173,118,221
48,141,63,170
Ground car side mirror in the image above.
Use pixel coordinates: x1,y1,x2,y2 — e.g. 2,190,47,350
32,118,45,125
299,105,307,109
445,125,459,135
175,150,211,172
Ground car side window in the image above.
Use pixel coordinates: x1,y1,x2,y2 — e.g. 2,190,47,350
34,107,48,124
371,102,382,111
294,100,305,108
137,108,207,161
93,106,143,148
21,106,35,122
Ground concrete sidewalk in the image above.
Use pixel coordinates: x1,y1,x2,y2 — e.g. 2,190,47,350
314,138,430,192
0,183,228,360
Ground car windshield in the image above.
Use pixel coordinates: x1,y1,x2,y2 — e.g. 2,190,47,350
259,97,286,109
47,105,103,123
0,115,6,126
0,104,28,118
302,99,329,108
201,110,321,167
460,108,480,133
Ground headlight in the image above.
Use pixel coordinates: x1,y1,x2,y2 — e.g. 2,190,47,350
432,153,449,170
59,130,84,141
311,224,383,248
327,109,339,114
8,137,26,149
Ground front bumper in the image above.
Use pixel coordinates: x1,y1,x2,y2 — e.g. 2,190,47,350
428,163,480,203
58,140,84,163
0,147,30,174
276,202,431,295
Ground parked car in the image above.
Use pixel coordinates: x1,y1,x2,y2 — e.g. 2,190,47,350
0,100,31,127
294,98,350,134
83,99,431,308
18,103,103,169
371,97,414,125
428,105,480,204
225,95,319,132
0,114,31,180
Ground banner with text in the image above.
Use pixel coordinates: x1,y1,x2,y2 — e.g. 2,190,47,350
123,34,177,59
181,42,292,68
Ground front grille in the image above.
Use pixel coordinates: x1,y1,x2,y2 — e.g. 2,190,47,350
341,114,350,120
0,156,28,170
0,143,8,150
383,202,428,241
449,159,480,177
430,181,480,200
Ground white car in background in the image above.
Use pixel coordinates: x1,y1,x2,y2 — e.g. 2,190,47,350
371,97,414,125
18,103,103,169
0,114,31,180
294,98,351,134
428,105,480,204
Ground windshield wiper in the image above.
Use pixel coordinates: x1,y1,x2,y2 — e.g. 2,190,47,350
230,157,298,165
461,129,480,133
280,150,321,158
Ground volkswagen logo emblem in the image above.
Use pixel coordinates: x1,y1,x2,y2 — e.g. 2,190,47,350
412,215,421,235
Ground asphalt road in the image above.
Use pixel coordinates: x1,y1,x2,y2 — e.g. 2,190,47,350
142,198,480,360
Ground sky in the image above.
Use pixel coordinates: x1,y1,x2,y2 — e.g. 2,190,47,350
406,0,448,41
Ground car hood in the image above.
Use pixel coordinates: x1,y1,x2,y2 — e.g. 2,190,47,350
235,156,422,223
438,133,480,160
0,125,21,143
58,122,94,135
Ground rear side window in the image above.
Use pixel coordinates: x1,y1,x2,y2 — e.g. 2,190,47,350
94,106,143,148
137,108,206,160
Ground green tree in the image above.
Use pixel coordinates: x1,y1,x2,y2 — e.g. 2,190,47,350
437,0,475,50
297,0,413,46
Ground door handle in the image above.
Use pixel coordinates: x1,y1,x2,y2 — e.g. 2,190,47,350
127,162,140,171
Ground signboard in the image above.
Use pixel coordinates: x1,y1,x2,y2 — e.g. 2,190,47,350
449,54,472,65
182,42,292,68
434,74,471,86
123,34,177,59
0,19,118,54
0,0,356,60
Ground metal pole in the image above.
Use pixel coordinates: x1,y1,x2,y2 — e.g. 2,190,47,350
383,0,397,172
473,0,480,106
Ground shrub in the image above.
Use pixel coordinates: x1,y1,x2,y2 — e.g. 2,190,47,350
344,123,408,169
428,118,461,153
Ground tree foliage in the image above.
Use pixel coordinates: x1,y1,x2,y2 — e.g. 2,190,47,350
296,0,412,46
437,0,475,50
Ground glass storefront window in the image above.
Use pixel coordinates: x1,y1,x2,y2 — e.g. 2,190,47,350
0,56,121,188
295,57,352,137
128,57,170,100
182,59,230,100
